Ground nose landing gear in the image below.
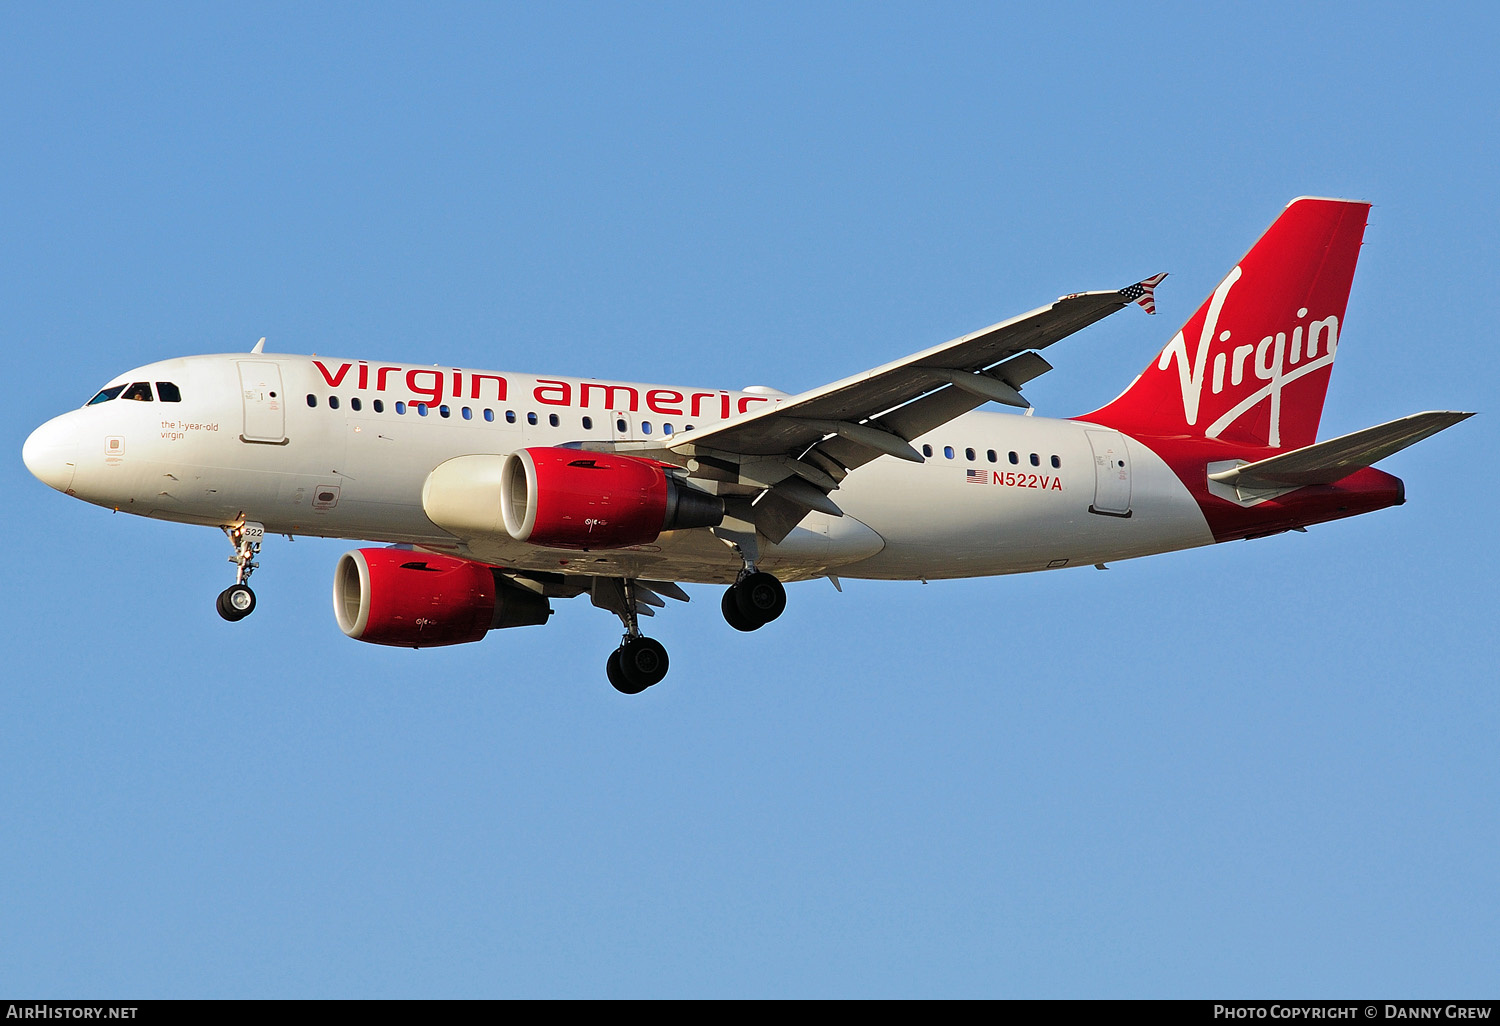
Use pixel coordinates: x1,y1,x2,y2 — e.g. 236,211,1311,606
217,520,264,622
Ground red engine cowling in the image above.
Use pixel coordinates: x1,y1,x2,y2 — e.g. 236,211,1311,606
499,447,723,549
333,548,550,648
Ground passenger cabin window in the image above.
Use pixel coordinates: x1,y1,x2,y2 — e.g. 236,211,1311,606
439,404,451,418
461,407,472,420
87,385,126,406
373,399,385,413
505,411,516,424
156,382,182,402
306,394,317,407
582,416,593,430
350,397,362,411
548,413,559,427
483,409,494,422
1051,455,1061,468
395,401,407,414
1030,453,1040,466
943,446,954,459
987,450,997,463
1008,451,1019,464
122,382,153,402
329,396,340,409
526,412,537,425
965,448,976,461
922,444,933,457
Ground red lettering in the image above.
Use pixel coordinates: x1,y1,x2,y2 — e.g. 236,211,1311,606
1052,478,1062,490
646,389,684,415
581,383,639,411
407,368,443,404
376,366,402,391
312,360,351,388
534,379,572,406
720,393,731,418
452,369,462,397
469,374,506,401
738,396,772,414
688,392,717,417
357,362,369,389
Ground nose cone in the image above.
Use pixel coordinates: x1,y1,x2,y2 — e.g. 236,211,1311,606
23,415,79,493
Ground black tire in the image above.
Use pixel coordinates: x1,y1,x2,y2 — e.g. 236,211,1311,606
722,586,761,632
618,636,669,689
733,571,785,625
217,584,256,622
607,649,646,694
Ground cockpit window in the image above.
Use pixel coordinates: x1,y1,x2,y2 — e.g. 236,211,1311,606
86,385,126,406
156,382,182,402
122,382,154,402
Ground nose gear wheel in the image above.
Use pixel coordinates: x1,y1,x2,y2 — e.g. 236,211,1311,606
217,583,256,622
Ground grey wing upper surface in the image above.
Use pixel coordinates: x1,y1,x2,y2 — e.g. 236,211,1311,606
614,278,1163,542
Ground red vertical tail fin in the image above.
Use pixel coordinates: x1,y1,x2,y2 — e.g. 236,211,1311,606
1082,197,1370,450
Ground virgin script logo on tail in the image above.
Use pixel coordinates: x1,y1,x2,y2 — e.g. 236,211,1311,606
1156,267,1340,447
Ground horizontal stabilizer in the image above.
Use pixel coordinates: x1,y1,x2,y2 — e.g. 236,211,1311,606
1209,411,1474,487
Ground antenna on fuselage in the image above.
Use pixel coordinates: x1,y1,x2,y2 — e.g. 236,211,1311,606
251,337,266,354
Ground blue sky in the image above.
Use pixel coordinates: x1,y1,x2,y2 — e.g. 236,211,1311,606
3,3,1496,998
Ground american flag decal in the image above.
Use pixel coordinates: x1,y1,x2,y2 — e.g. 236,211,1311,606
966,469,989,484
1118,272,1168,315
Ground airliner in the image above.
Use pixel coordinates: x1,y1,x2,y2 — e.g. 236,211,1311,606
22,198,1472,693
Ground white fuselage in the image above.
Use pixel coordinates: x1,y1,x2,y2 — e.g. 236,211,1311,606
25,353,1216,583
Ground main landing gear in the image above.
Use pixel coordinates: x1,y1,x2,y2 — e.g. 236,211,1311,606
603,579,670,695
595,568,786,693
607,636,670,695
217,520,264,622
721,570,786,632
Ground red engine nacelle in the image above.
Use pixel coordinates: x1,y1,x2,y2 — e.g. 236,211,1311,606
499,447,723,549
333,548,550,648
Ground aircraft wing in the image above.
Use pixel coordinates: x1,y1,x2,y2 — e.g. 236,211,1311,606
646,278,1162,541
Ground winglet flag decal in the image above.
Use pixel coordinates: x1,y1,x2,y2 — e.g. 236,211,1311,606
1118,273,1168,315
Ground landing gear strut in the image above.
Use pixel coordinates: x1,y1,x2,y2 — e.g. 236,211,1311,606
217,520,264,622
722,569,785,632
604,579,670,694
